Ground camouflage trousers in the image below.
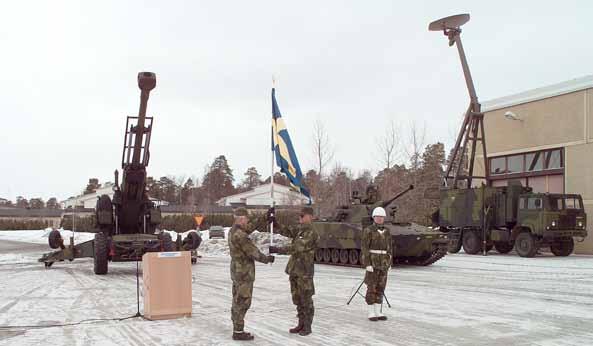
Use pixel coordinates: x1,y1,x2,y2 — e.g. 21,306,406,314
289,276,315,325
364,269,388,305
231,279,254,332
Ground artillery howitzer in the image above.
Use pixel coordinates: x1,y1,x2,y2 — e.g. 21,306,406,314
39,72,202,273
312,185,449,267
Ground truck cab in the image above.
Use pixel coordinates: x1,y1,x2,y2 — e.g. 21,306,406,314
515,193,587,257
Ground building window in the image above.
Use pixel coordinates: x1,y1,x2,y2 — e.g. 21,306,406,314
490,157,506,175
545,149,563,169
507,155,524,173
525,152,543,171
489,148,563,177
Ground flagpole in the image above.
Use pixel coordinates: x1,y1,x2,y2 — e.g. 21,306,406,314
270,77,276,247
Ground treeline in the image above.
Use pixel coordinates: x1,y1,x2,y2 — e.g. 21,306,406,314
0,197,61,209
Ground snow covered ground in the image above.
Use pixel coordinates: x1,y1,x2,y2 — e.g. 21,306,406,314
1,231,593,345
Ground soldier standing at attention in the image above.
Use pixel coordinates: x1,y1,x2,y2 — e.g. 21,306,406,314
269,206,319,336
361,206,392,321
228,207,275,341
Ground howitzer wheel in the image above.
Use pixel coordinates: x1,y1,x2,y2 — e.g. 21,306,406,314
48,229,63,249
339,249,349,264
551,238,574,257
330,249,340,263
184,231,202,250
515,232,537,258
348,249,360,265
322,248,331,262
93,232,109,275
315,249,324,262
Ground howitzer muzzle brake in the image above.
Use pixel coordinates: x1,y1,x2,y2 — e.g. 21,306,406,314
138,72,156,91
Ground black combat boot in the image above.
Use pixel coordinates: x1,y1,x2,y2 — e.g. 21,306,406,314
289,319,304,334
298,319,312,336
232,332,254,341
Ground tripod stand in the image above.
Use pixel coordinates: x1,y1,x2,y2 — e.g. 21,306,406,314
347,279,391,308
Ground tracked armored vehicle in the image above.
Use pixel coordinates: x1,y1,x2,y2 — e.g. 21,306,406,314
39,72,201,273
312,185,449,267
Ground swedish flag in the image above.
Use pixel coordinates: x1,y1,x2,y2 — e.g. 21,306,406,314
271,88,311,201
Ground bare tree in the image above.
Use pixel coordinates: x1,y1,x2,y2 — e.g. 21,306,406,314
404,121,426,172
312,119,335,177
376,120,400,170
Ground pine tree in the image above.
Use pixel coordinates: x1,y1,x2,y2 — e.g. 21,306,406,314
202,155,236,203
242,167,262,189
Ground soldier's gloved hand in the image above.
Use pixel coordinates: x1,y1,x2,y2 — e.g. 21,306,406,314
266,255,275,263
366,266,374,272
269,246,280,254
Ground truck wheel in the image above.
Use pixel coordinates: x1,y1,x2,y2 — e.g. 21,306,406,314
94,232,109,275
551,238,574,257
448,240,462,253
462,231,481,255
494,241,513,254
160,232,175,252
515,232,537,258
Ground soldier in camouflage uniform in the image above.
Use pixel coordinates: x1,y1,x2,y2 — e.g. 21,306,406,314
269,206,319,336
228,207,275,341
361,206,392,321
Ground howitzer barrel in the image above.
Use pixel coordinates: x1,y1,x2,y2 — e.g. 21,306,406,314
381,185,414,209
132,72,156,165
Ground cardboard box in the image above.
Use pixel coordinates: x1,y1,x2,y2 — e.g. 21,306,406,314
142,251,192,320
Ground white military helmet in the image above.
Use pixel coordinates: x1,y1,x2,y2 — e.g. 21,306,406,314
372,207,386,217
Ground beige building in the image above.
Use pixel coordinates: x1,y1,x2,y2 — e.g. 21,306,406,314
473,75,593,254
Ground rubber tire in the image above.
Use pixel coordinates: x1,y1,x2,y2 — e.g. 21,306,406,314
322,248,331,262
161,232,175,252
485,243,493,253
448,240,462,254
462,231,481,255
185,231,202,250
331,249,340,263
48,230,63,249
339,249,349,264
551,238,574,257
494,241,514,254
315,248,324,262
348,249,360,265
515,232,537,258
93,232,109,275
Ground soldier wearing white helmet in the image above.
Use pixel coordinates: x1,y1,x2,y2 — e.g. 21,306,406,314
360,205,393,321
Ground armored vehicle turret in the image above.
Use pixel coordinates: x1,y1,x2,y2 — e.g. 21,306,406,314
312,185,449,267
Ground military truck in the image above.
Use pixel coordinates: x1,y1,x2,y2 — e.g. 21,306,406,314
39,72,202,273
312,185,449,267
436,181,587,257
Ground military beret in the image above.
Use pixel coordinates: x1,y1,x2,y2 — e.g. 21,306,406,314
300,206,314,216
234,207,248,217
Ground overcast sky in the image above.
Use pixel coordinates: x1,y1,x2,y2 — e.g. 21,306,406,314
1,1,592,201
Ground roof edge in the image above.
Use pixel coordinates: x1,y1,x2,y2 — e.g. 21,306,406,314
482,75,593,112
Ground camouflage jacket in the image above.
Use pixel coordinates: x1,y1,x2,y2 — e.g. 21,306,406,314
275,223,319,278
361,223,392,270
228,224,270,283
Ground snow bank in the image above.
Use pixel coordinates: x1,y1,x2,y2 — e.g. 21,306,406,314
197,228,291,257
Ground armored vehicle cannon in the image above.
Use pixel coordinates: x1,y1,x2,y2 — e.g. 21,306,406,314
312,185,449,267
39,72,201,273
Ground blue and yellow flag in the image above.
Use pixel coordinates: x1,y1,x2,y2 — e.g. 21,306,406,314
271,88,311,201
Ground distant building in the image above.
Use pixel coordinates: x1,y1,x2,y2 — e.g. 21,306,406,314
216,183,310,207
62,183,168,209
